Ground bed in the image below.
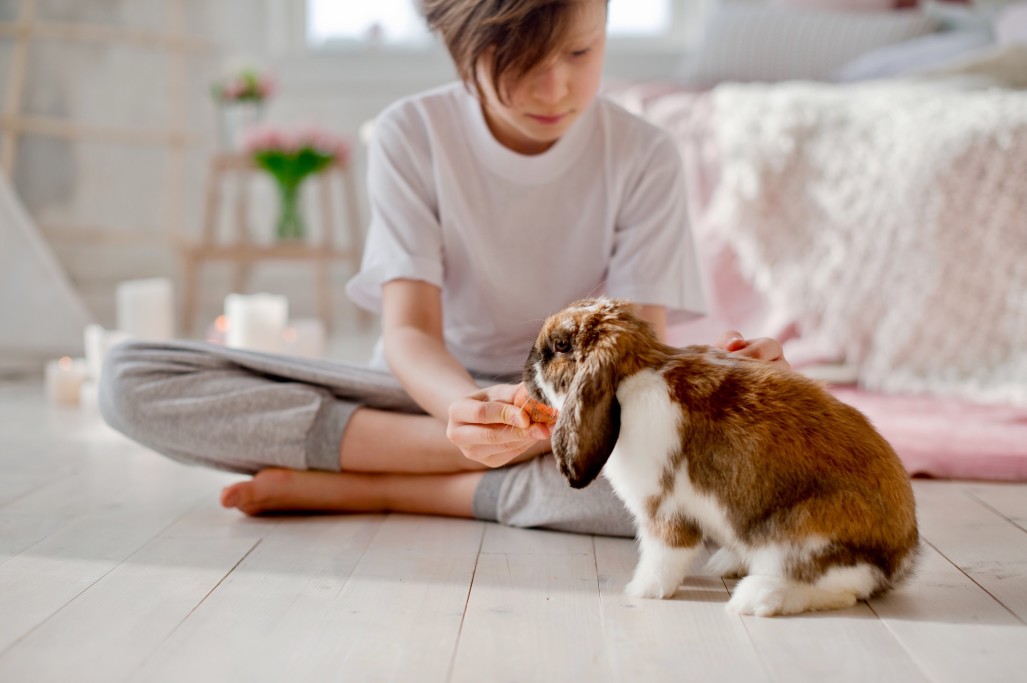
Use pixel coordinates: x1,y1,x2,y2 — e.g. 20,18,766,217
602,2,1027,480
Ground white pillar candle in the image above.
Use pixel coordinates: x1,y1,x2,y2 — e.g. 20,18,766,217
224,293,288,353
83,324,131,380
116,278,174,340
45,356,88,406
282,318,326,359
79,379,100,411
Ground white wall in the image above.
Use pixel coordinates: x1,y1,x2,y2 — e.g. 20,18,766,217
4,0,693,337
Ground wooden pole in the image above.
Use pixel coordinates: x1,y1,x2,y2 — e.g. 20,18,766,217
317,171,336,330
0,20,213,53
0,114,203,146
165,0,188,245
1,0,37,179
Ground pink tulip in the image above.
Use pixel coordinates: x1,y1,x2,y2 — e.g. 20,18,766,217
243,122,352,163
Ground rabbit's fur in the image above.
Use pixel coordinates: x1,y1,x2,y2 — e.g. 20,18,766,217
523,298,918,616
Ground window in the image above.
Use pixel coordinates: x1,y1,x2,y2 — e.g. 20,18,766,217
608,0,671,36
306,0,675,49
307,1,429,48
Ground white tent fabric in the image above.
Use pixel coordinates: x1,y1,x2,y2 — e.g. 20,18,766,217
0,175,93,360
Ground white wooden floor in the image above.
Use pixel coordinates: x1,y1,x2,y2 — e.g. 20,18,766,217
2,379,1027,683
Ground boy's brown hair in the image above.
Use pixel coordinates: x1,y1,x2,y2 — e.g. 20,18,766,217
423,0,603,104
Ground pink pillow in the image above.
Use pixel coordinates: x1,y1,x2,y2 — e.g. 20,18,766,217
772,0,893,11
773,0,970,9
996,2,1027,44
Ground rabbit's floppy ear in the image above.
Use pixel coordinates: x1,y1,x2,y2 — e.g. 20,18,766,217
551,350,621,489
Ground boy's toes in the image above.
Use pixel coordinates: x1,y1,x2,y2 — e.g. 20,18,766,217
220,483,240,508
220,480,258,514
220,468,297,516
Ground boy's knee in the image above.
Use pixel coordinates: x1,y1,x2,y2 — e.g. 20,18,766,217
97,340,154,435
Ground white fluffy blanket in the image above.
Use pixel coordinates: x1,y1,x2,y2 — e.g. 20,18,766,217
706,80,1027,405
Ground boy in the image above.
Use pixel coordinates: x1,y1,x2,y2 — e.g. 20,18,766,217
101,0,786,535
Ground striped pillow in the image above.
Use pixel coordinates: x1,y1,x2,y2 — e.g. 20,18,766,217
679,6,939,86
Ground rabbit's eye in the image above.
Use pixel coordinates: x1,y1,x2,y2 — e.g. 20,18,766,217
553,338,572,354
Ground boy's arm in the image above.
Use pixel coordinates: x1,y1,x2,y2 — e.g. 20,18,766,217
381,279,545,467
634,304,667,342
636,303,788,367
381,279,480,421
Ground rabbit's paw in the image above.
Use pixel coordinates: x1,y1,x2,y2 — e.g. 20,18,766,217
705,547,747,578
727,575,858,616
727,576,795,616
625,566,682,599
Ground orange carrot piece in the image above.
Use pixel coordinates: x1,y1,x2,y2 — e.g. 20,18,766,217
522,398,559,425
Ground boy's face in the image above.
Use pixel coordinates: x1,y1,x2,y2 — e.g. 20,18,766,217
480,0,607,155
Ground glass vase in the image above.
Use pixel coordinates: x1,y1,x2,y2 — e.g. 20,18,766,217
275,182,305,241
219,101,264,151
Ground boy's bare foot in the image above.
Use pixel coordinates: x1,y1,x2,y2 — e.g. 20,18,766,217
220,468,385,516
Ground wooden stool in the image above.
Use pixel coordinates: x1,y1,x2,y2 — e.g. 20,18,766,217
179,152,364,335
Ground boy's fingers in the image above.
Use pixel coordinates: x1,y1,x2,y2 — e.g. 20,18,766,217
714,331,790,368
716,329,747,352
453,398,529,428
731,337,791,369
736,337,780,361
449,422,538,447
511,384,531,407
499,403,530,428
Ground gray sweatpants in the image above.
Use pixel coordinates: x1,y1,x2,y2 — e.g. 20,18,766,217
98,340,634,537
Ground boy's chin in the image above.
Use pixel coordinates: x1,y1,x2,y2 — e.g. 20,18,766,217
524,122,574,144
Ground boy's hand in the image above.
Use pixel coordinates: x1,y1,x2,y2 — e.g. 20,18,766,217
447,383,552,468
717,330,791,369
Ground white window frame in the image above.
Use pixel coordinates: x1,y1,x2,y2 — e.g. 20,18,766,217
269,0,710,57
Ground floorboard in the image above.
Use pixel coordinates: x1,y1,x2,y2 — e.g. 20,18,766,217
2,379,1027,681
129,515,383,682
914,481,1027,622
451,525,610,683
594,538,770,682
0,535,257,683
870,542,1027,683
285,515,484,682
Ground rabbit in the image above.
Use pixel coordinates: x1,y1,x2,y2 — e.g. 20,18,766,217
522,297,919,617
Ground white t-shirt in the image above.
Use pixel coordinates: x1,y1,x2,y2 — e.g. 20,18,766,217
346,82,706,376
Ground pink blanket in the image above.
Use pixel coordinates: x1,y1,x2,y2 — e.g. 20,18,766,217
605,80,1027,482
829,387,1027,481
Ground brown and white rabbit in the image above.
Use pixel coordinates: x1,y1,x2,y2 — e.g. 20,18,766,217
523,297,919,616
